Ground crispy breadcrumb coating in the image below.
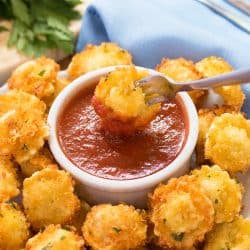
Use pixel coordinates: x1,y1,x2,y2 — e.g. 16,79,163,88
8,57,60,101
205,113,250,173
25,224,84,250
82,204,147,250
156,57,206,107
43,78,71,108
23,168,80,231
195,56,245,110
93,66,160,135
20,146,58,177
68,43,132,79
192,165,243,223
0,203,30,250
0,90,48,163
204,216,250,250
0,156,19,202
149,175,214,249
196,107,236,165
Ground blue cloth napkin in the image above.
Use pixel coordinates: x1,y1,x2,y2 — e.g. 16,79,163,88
77,0,250,114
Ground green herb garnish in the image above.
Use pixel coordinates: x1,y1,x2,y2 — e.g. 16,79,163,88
112,227,122,233
41,242,52,250
60,235,66,241
171,232,184,241
38,70,46,76
0,0,81,56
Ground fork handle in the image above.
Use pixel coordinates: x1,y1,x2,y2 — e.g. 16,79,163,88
185,68,250,90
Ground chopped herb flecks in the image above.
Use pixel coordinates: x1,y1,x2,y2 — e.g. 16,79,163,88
171,232,184,241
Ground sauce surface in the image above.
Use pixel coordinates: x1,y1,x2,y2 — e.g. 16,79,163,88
58,88,187,180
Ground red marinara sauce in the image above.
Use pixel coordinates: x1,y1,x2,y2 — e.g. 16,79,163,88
57,87,188,180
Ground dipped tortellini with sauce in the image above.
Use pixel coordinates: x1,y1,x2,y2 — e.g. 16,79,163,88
92,66,161,135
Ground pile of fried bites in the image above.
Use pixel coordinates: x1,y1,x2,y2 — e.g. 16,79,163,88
0,42,250,250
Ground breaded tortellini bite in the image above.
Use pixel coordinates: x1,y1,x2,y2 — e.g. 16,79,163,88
191,165,243,223
156,57,206,107
205,113,250,173
23,168,80,231
204,216,250,250
149,175,214,249
68,43,132,79
196,106,235,165
8,57,60,102
25,224,84,250
0,156,19,202
0,90,48,163
0,202,30,250
195,56,245,110
20,146,58,177
92,66,161,135
82,204,147,250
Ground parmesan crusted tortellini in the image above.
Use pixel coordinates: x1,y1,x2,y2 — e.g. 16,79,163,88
156,57,206,107
204,216,250,250
0,156,19,202
20,146,58,177
196,107,236,165
68,43,133,79
92,66,161,135
82,204,147,250
205,113,250,173
149,175,214,249
0,90,48,163
25,225,84,250
23,168,80,231
192,165,243,223
0,203,30,250
195,56,245,110
8,57,60,103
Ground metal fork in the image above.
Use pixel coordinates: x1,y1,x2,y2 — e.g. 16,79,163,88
195,0,250,33
135,68,250,105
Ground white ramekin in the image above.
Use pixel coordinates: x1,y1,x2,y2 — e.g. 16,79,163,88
48,66,198,208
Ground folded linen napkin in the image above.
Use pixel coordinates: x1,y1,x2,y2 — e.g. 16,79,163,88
77,0,250,114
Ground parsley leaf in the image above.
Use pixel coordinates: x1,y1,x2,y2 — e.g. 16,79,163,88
0,0,81,56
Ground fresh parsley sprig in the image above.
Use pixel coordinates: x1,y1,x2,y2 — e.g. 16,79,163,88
0,0,82,56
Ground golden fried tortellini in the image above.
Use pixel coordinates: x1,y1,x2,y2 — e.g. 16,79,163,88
195,56,245,110
92,66,161,135
205,113,250,173
156,57,206,107
25,224,84,250
68,43,132,79
0,203,30,250
0,90,48,163
8,57,60,102
20,146,58,177
23,168,80,231
149,175,214,249
204,216,250,250
43,77,71,108
82,204,147,250
0,156,19,202
196,107,236,165
192,165,243,223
